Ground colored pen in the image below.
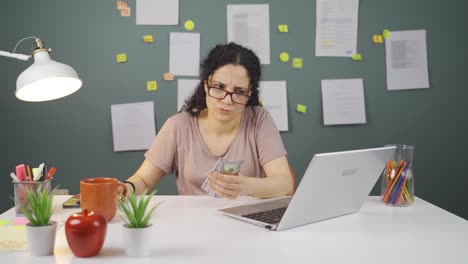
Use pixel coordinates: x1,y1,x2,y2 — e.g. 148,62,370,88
15,164,27,182
34,163,45,181
10,172,20,182
46,166,56,180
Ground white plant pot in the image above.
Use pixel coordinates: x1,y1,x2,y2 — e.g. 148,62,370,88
122,224,153,257
25,221,57,256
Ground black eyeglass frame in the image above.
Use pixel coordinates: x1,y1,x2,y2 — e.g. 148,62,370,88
206,86,251,105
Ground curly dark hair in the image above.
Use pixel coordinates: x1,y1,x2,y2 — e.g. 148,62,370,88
180,42,262,116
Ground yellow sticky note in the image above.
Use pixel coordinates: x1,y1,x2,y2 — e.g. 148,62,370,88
278,24,289,33
292,58,303,69
184,20,195,31
382,29,390,39
116,53,127,63
279,52,289,62
351,54,362,61
296,104,307,113
164,73,174,81
373,35,383,44
143,35,154,43
147,81,157,91
121,7,131,17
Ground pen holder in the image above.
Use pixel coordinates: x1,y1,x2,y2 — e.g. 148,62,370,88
380,144,414,206
13,179,52,216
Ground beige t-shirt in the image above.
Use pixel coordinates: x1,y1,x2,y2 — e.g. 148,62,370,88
144,106,287,195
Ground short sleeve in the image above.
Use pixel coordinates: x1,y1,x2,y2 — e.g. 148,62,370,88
255,109,287,166
144,116,178,174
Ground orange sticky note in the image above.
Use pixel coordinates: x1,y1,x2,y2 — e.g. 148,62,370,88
292,58,303,69
121,7,131,17
373,35,383,44
164,73,174,81
117,0,127,10
147,81,157,91
143,35,154,43
116,53,127,63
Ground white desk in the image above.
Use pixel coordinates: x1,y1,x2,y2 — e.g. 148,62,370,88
1,196,468,264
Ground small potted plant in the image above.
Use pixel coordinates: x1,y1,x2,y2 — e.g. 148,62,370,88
18,185,58,256
118,189,161,257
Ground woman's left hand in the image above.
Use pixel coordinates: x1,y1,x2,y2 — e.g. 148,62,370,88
208,172,250,200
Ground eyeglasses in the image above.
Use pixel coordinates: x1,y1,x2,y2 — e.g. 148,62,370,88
207,87,250,105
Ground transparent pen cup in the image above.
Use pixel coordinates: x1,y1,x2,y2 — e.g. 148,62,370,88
380,145,414,206
13,179,52,216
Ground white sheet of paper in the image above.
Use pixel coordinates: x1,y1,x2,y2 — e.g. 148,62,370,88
259,81,288,131
177,79,199,112
111,101,156,152
315,0,359,57
385,29,430,90
136,0,179,25
321,79,366,125
169,32,200,76
227,4,270,64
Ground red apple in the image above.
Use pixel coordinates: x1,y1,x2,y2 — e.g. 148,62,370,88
65,209,107,257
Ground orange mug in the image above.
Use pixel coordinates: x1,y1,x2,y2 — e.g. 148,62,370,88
80,178,127,222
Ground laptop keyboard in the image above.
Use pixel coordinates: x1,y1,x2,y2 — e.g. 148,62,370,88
242,206,287,224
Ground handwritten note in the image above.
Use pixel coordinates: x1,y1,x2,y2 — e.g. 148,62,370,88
116,53,127,63
292,58,303,68
278,24,289,33
0,226,27,251
147,81,157,91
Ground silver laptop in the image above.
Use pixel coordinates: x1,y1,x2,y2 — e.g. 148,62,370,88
219,146,396,231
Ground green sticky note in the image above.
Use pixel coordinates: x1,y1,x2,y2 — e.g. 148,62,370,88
147,81,157,91
292,58,303,68
278,24,289,33
351,54,362,61
296,104,307,113
382,29,390,39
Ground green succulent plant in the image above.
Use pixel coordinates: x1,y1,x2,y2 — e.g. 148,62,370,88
118,189,161,228
16,185,58,226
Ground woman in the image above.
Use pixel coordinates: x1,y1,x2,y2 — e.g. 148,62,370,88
123,42,293,199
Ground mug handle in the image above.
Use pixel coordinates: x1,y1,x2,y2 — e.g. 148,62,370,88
117,182,128,200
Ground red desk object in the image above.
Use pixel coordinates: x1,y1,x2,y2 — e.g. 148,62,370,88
65,209,107,257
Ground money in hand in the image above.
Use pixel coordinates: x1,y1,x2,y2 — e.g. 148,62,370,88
201,158,243,198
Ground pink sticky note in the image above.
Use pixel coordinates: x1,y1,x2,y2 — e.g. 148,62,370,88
13,217,29,225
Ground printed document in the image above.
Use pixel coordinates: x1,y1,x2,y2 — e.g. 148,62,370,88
177,79,199,112
321,79,366,125
385,29,429,90
259,81,288,131
136,0,179,25
111,101,156,152
169,32,200,76
227,4,270,64
315,0,359,57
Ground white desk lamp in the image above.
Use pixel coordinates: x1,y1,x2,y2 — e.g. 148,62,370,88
0,37,82,102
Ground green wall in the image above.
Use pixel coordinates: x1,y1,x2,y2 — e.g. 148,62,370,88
1,0,467,219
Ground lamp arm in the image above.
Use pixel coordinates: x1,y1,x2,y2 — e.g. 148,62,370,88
0,36,40,61
0,50,30,61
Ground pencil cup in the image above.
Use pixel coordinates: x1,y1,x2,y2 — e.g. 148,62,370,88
13,179,52,216
380,144,414,206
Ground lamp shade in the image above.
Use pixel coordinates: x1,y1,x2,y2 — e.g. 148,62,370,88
16,50,82,102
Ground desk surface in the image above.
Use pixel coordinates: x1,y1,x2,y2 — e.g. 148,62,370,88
1,196,468,264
